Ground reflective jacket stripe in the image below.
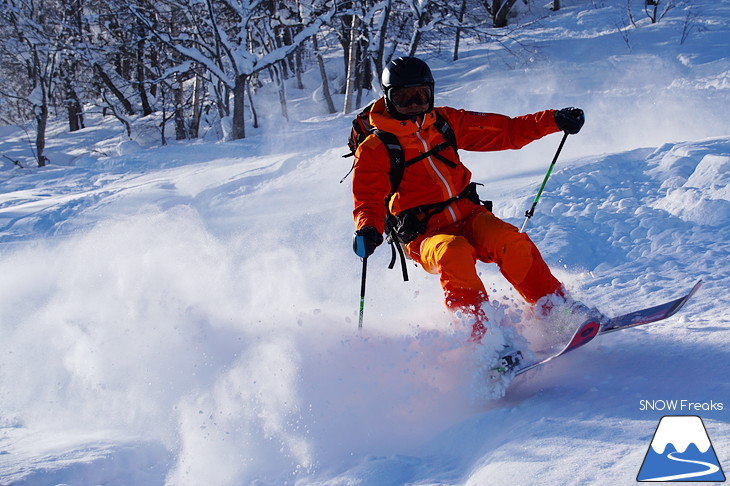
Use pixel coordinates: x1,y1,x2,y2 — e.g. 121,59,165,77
415,129,457,223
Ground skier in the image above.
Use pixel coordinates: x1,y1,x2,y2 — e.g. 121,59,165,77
351,56,591,340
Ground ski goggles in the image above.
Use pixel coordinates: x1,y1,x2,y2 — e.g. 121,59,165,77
388,85,432,108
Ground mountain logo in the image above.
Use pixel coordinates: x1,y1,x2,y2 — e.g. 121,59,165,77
637,415,726,482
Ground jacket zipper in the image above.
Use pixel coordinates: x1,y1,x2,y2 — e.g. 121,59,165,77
415,126,457,224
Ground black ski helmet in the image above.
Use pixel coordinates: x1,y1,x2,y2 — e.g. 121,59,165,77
381,56,435,118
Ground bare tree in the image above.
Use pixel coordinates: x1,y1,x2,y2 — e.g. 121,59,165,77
59,0,86,131
0,0,64,166
0,0,582,150
453,0,467,60
407,0,446,56
130,0,335,140
493,0,520,28
479,0,521,28
312,33,336,113
368,0,392,80
644,0,675,24
343,11,360,113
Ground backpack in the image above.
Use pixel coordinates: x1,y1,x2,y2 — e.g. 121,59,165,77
343,102,490,281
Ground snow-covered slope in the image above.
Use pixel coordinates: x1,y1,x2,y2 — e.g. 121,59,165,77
0,1,728,484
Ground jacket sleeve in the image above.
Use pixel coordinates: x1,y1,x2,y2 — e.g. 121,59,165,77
352,136,392,234
442,107,560,152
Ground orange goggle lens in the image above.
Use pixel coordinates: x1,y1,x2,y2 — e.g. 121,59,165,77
388,85,432,108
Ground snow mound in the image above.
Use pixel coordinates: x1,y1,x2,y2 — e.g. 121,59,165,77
652,151,730,227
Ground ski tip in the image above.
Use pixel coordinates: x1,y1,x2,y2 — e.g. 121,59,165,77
689,279,703,296
565,319,601,352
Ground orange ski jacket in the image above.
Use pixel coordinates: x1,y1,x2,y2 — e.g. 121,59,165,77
352,97,561,233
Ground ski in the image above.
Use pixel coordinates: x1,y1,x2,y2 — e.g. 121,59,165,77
599,279,702,334
506,280,702,377
514,319,601,376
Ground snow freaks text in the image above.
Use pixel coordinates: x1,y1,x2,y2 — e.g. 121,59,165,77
639,400,724,412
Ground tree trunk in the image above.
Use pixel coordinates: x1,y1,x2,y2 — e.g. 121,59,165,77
64,77,84,132
491,0,501,23
273,63,289,121
66,91,84,132
374,0,391,81
294,45,304,90
190,74,205,138
60,0,84,131
35,98,48,167
356,30,372,103
313,34,336,114
246,81,259,129
174,74,187,140
645,0,659,23
454,0,467,60
137,43,153,116
408,25,422,57
214,81,230,119
494,0,519,27
94,63,136,115
231,73,246,139
343,14,360,113
160,95,168,146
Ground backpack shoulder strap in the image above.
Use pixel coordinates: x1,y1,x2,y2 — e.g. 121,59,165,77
433,112,458,151
345,102,377,158
372,130,405,194
372,130,410,282
370,112,457,194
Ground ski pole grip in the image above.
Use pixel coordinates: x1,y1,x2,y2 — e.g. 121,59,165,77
354,235,368,258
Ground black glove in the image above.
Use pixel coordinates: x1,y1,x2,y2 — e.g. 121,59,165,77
352,226,383,258
554,107,585,134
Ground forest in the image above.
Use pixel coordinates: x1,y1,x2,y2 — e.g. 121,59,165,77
0,0,678,166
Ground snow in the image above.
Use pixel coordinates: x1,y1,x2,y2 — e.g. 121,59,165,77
0,0,729,484
651,416,712,455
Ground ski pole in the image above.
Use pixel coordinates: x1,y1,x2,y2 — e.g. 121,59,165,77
519,131,569,233
358,256,368,329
